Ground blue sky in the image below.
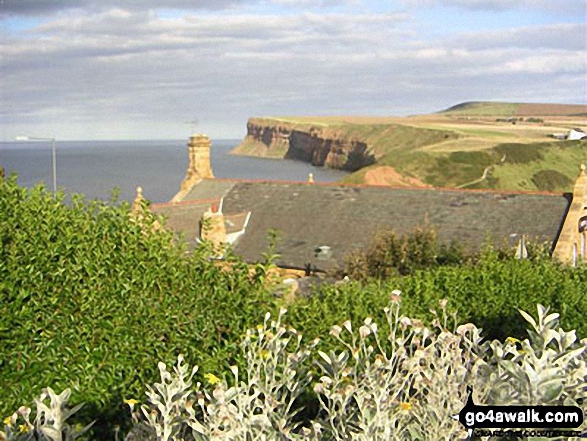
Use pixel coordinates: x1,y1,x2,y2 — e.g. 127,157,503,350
0,0,585,140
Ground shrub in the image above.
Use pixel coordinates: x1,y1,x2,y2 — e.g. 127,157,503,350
315,298,587,440
1,388,93,441
0,177,279,434
126,308,320,440
313,295,484,440
493,143,545,164
292,246,587,343
531,169,573,192
5,299,586,440
342,224,469,280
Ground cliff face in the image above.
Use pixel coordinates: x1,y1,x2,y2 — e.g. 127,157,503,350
233,120,375,172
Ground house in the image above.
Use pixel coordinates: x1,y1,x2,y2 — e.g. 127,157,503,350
148,134,587,271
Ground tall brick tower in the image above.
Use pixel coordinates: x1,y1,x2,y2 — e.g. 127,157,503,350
173,134,214,201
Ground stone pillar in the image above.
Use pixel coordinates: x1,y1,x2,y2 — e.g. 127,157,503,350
553,164,587,264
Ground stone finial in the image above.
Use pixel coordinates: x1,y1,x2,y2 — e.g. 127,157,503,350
574,164,587,197
308,173,314,183
131,186,145,213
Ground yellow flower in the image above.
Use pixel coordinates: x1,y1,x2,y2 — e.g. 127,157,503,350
19,424,30,434
399,402,412,411
3,417,12,427
260,350,269,359
123,398,139,407
505,337,520,345
204,373,221,385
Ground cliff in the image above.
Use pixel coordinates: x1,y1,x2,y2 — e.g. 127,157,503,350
231,119,375,172
230,108,586,191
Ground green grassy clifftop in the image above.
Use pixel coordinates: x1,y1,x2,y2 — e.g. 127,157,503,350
232,103,587,191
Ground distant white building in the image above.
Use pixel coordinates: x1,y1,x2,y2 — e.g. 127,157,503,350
568,128,586,141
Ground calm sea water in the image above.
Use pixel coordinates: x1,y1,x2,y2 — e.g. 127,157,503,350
0,139,348,203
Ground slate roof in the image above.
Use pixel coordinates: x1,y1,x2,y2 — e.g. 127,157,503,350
152,179,570,271
183,180,236,201
151,200,212,245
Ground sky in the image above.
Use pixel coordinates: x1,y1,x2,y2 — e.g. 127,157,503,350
0,0,585,140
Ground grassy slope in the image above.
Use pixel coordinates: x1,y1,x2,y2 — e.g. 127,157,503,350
441,102,520,116
233,138,289,158
440,101,587,117
489,140,587,191
236,103,587,191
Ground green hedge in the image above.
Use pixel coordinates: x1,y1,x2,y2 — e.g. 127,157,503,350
288,250,587,347
0,177,279,435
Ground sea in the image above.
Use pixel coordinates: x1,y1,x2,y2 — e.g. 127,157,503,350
0,139,348,203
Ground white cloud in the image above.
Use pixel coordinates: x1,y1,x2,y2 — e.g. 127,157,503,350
269,0,358,6
1,8,585,140
450,23,586,50
0,0,253,16
401,0,586,14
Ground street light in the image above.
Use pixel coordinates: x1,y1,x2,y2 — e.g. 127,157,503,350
14,136,57,194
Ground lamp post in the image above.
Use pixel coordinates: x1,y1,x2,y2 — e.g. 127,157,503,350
14,136,57,194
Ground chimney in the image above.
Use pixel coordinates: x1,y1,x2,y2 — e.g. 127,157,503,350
189,134,214,180
177,133,214,196
200,203,227,252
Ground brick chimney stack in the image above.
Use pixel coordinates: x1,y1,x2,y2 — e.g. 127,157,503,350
174,133,214,200
186,133,214,181
201,204,227,253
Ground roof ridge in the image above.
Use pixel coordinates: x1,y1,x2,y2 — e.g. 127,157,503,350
151,197,221,208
